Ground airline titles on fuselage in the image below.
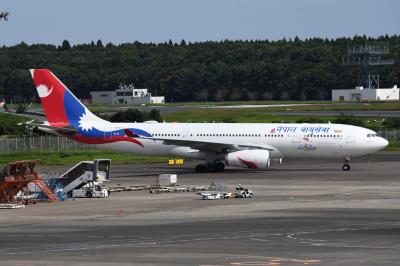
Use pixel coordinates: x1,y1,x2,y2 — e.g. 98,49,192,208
271,126,332,134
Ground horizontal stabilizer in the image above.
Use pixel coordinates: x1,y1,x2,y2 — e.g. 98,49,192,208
23,122,77,135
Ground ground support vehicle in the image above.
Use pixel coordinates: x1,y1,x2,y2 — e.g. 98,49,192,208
172,186,190,193
149,186,173,194
72,182,109,198
191,186,206,192
201,192,225,200
235,187,254,198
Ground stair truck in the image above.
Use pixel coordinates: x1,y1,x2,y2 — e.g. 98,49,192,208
49,159,111,198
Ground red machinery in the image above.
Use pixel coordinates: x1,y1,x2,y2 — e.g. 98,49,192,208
0,160,58,204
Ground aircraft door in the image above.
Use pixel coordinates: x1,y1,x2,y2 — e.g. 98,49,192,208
291,132,301,144
342,129,355,156
181,130,192,140
346,132,355,144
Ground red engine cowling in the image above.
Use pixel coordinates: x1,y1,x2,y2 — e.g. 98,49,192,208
225,150,270,169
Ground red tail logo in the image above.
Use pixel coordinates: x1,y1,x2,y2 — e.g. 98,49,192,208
30,69,69,126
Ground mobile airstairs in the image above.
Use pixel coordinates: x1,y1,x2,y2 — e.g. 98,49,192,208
50,159,111,197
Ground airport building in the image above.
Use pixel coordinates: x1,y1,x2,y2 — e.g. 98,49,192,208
90,84,165,105
332,85,399,102
334,43,399,102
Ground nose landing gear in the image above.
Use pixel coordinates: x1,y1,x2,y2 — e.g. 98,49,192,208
342,164,351,171
342,157,351,171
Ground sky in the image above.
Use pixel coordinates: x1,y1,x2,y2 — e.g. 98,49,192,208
0,0,399,46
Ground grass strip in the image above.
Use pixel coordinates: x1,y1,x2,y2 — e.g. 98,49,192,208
0,150,169,166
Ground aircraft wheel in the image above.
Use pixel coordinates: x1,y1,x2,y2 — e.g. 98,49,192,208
195,164,206,173
342,164,351,171
206,164,217,173
216,162,225,172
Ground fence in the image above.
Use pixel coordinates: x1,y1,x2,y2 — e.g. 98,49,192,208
0,129,399,152
0,136,95,152
378,129,400,144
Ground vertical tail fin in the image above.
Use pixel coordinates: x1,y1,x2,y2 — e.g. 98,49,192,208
30,69,103,127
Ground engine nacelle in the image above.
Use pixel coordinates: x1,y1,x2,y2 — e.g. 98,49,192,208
225,150,271,169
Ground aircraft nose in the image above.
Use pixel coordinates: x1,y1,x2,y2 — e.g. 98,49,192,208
379,137,389,149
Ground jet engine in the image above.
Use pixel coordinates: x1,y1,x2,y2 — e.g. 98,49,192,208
225,150,271,169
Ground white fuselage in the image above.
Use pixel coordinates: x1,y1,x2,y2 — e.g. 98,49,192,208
89,122,388,161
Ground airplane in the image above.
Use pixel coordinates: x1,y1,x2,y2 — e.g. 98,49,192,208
0,12,9,21
29,69,389,172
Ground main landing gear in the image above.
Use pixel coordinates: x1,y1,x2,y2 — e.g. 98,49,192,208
342,157,351,171
195,162,225,173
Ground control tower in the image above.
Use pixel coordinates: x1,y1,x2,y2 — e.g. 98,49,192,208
343,42,394,88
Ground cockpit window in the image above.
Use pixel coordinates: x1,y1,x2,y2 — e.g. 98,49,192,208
367,134,371,137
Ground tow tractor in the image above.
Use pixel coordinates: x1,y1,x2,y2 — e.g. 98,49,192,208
72,182,109,198
235,186,254,198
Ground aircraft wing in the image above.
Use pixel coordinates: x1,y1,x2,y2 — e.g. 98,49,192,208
140,136,279,153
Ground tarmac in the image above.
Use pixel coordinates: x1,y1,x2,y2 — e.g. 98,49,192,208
0,152,400,265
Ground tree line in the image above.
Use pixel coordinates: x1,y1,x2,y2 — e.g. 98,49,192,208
0,35,399,103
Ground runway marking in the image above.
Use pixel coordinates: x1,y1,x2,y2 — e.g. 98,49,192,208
230,262,281,266
1,222,400,256
230,258,321,265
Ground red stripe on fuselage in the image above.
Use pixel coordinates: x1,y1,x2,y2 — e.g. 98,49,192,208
72,135,144,147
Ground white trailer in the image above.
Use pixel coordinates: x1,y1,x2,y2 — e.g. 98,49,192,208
201,192,225,200
157,174,177,186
